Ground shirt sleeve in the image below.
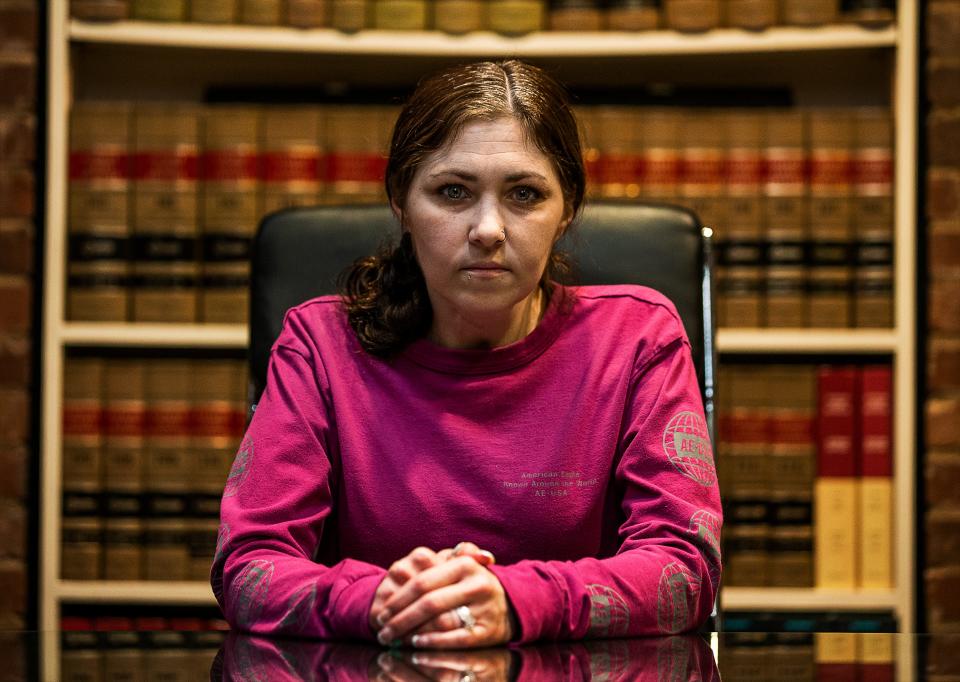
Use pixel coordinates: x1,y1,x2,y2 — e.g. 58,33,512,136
210,316,385,640
489,335,722,642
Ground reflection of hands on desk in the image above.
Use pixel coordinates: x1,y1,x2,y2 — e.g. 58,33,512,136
374,648,513,682
219,631,719,681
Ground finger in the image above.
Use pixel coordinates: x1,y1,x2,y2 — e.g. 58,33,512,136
382,579,489,642
389,546,440,585
403,607,464,641
449,542,496,566
410,627,480,650
382,556,478,618
409,651,492,672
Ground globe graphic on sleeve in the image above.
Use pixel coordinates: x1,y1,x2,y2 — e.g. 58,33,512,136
656,562,702,634
662,411,716,486
224,435,254,498
233,559,274,628
586,584,631,637
689,510,722,585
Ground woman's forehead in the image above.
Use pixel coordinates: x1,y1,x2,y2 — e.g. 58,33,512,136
421,118,555,173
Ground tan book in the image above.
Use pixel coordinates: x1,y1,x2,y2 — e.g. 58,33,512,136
719,111,765,328
61,517,102,580
239,0,284,24
549,0,603,31
769,633,814,681
131,104,201,323
782,0,838,25
859,633,895,681
814,633,857,680
188,518,221,581
852,108,894,328
767,365,816,588
192,360,247,522
325,105,388,205
191,0,240,22
103,517,142,580
808,110,853,328
131,0,187,20
68,102,133,322
262,107,323,214
663,0,721,31
102,359,146,519
846,0,894,27
62,358,104,518
201,106,261,324
144,360,193,518
144,518,190,580
763,110,808,328
331,0,369,30
576,107,602,201
725,0,777,29
604,0,658,30
72,0,130,20
287,0,329,25
640,108,681,205
373,0,429,28
680,110,726,232
597,107,642,200
101,360,146,580
719,633,772,681
488,0,546,34
722,367,772,586
434,0,484,33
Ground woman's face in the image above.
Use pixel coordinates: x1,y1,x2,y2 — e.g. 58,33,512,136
395,117,572,333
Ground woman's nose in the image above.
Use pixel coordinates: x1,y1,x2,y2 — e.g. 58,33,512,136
469,199,505,248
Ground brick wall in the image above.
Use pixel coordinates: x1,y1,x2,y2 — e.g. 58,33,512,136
926,0,960,635
0,0,36,629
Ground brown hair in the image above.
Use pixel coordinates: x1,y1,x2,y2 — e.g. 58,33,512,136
339,60,586,357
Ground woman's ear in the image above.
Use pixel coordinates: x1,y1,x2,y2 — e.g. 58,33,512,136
555,204,575,243
390,197,404,225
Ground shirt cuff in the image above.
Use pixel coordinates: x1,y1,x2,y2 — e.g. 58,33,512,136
489,562,566,644
329,566,386,641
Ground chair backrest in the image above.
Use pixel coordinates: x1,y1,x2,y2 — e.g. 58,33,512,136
250,202,715,430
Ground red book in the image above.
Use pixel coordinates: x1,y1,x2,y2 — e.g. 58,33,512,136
815,366,858,588
858,365,893,588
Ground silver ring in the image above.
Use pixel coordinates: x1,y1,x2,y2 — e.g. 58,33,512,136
458,672,477,682
454,605,476,630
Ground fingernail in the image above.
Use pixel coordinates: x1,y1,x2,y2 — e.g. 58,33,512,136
479,550,496,564
376,610,391,626
411,634,423,648
377,629,392,645
377,653,394,670
411,652,425,664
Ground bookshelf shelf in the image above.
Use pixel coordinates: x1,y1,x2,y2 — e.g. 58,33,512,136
721,587,899,612
69,20,897,57
59,322,248,349
716,329,898,355
57,580,216,605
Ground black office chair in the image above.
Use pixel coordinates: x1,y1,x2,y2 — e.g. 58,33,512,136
248,201,719,626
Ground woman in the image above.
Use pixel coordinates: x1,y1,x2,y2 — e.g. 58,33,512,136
212,60,722,649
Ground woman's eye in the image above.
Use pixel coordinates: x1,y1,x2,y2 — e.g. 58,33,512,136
440,185,467,200
512,186,541,203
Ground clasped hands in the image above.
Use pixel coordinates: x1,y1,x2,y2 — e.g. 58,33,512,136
369,542,516,649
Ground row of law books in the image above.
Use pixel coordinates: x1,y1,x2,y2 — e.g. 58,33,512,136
718,363,892,590
72,0,895,33
61,616,226,681
61,357,246,581
578,106,895,328
67,101,893,327
720,613,896,682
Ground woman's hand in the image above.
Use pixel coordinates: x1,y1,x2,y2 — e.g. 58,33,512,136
369,547,446,637
375,542,515,649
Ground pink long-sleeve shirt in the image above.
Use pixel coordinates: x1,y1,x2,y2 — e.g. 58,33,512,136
212,284,722,643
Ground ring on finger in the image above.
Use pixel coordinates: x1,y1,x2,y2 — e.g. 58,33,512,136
453,605,476,630
458,672,477,682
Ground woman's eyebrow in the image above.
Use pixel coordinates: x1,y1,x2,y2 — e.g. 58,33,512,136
426,169,548,182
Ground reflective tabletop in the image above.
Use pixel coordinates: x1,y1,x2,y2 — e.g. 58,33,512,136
8,629,959,680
